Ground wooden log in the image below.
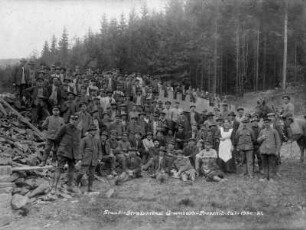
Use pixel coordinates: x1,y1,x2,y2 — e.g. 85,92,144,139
0,101,7,116
0,98,45,140
11,165,53,172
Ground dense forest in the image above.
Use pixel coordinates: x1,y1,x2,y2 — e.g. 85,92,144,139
2,0,306,96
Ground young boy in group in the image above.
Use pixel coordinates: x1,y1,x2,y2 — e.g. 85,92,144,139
40,106,64,166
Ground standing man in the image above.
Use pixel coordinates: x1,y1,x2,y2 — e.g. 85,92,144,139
188,105,201,128
172,101,182,132
281,95,295,118
76,102,93,137
236,107,245,123
236,117,255,178
13,58,30,100
257,118,281,182
51,114,82,194
28,61,36,87
77,125,102,192
40,106,64,166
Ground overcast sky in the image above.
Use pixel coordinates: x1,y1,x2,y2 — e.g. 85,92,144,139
0,0,164,59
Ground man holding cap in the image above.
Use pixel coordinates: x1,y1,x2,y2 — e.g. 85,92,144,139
257,118,281,182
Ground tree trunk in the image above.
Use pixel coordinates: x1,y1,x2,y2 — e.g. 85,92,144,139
282,0,288,90
262,35,266,90
220,49,223,96
294,39,297,83
236,23,240,96
201,57,204,90
255,29,260,92
213,11,218,96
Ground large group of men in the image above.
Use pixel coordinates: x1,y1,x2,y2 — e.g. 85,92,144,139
11,59,305,194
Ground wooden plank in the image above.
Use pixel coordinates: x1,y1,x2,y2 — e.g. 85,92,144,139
11,165,53,172
0,98,45,140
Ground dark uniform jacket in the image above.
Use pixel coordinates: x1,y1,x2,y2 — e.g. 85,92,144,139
236,127,255,151
54,123,82,160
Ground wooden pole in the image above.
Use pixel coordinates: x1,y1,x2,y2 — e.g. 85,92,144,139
12,165,53,172
0,101,7,116
0,98,45,140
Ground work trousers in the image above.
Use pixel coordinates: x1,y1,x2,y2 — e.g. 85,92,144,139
261,154,277,180
241,150,254,177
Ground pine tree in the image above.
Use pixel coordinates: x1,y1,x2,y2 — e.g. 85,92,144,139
58,28,69,66
50,35,57,55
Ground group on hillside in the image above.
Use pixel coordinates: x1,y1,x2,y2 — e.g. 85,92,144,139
11,59,305,194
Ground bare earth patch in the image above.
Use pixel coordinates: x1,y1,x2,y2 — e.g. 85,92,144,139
2,143,306,230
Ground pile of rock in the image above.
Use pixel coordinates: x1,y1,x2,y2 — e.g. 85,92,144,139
0,96,56,225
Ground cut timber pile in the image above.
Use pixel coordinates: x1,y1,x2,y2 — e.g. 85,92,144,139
0,96,55,221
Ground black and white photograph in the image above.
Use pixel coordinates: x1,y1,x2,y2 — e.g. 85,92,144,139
0,0,305,229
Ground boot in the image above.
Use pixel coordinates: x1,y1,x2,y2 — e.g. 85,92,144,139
66,172,80,194
87,176,94,192
76,174,83,187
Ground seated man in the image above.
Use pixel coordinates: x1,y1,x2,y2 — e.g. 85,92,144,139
114,148,142,186
107,130,127,173
100,131,116,176
172,150,196,182
142,139,160,175
126,148,142,178
156,146,172,183
195,142,225,182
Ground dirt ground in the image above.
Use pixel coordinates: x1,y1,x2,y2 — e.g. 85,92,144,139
1,142,305,230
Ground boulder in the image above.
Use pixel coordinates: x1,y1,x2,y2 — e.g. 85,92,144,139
19,187,30,196
105,188,115,198
28,182,50,198
11,194,29,210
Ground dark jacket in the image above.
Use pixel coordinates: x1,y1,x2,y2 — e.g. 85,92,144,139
101,140,111,156
80,135,102,166
54,123,82,160
130,138,145,154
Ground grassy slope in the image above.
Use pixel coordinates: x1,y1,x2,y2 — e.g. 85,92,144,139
3,143,306,230
227,85,306,115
